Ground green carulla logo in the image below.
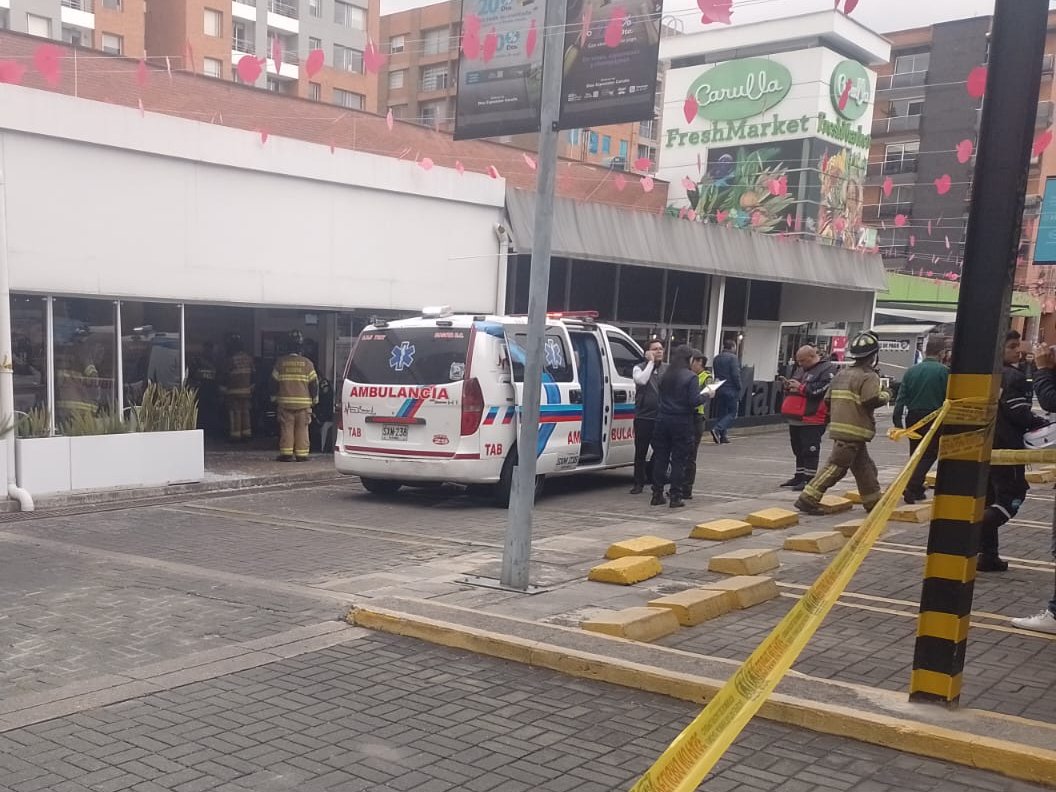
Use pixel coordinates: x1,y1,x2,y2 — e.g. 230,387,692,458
686,58,793,122
830,60,872,120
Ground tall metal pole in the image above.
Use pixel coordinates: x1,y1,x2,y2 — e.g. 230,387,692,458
501,0,567,590
910,0,1048,707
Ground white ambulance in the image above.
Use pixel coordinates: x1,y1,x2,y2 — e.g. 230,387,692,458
334,307,646,505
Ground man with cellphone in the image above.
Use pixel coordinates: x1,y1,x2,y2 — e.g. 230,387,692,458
630,338,665,494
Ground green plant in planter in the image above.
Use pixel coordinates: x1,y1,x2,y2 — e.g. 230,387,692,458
62,409,129,436
17,406,52,439
138,384,199,432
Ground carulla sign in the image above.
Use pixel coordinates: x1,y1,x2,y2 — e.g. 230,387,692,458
688,58,792,121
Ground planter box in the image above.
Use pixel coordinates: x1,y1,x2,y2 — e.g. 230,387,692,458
15,436,71,495
17,430,203,495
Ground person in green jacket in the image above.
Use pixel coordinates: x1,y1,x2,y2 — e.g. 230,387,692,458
892,335,949,504
682,350,712,499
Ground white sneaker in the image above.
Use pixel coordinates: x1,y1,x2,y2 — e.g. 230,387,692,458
1010,610,1056,635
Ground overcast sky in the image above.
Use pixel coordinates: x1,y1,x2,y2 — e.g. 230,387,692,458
379,0,1048,34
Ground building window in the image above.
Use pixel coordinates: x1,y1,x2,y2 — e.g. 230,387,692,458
204,8,222,37
232,20,254,54
102,0,122,8
636,144,655,163
601,135,611,155
309,82,321,100
308,36,321,51
619,139,628,160
62,26,86,46
203,57,222,78
388,69,405,90
588,131,598,154
420,100,446,127
101,33,123,55
335,0,366,29
422,27,447,56
308,0,322,17
119,302,183,405
54,298,118,423
894,51,930,76
26,14,50,38
334,88,364,109
10,296,48,419
569,128,580,145
389,34,405,54
390,104,407,119
639,120,655,139
334,44,363,72
420,65,449,91
883,141,919,175
873,185,915,219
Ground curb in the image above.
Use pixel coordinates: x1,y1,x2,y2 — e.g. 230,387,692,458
348,602,1056,787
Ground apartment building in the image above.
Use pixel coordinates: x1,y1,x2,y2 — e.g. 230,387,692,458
866,14,1056,335
377,0,660,168
0,0,145,56
145,0,379,112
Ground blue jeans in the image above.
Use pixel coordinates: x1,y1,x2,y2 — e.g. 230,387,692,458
713,390,740,437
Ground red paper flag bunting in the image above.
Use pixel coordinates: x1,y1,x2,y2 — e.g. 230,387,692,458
640,176,655,193
455,160,465,175
487,165,500,179
136,58,149,88
698,0,733,25
305,48,325,78
681,176,695,190
786,214,793,228
820,152,830,173
418,157,434,171
1034,128,1054,158
894,214,908,228
237,54,263,84
966,66,987,99
523,152,537,170
579,5,594,46
462,30,481,60
633,156,652,171
604,7,627,48
841,0,859,14
679,207,688,220
614,173,627,191
751,211,766,227
0,61,26,85
908,254,916,262
33,44,62,87
482,30,499,63
526,19,538,57
956,139,974,164
926,270,934,277
688,210,697,222
934,174,952,195
834,216,847,233
364,39,386,74
882,176,893,197
272,36,283,73
683,96,699,124
386,108,394,131
932,256,939,264
837,79,852,112
716,210,729,224
463,13,482,37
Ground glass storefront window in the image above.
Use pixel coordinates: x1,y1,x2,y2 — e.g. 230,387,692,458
10,296,47,416
53,298,117,426
120,302,182,406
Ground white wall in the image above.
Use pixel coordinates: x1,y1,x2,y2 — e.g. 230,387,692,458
742,321,782,380
0,87,507,313
780,284,874,325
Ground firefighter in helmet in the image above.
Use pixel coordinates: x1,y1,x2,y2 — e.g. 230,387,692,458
56,326,99,428
221,333,255,442
270,330,318,461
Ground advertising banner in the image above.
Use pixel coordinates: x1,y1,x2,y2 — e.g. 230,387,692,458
557,0,663,130
453,0,548,141
1035,177,1056,264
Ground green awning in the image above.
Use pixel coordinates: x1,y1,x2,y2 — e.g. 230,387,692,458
878,273,1040,318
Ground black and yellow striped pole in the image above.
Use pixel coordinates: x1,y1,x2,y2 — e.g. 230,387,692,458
910,0,1050,707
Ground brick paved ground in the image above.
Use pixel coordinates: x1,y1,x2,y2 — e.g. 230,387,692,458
0,633,1049,792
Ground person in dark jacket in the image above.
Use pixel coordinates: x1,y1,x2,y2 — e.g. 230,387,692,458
979,331,1048,572
892,335,949,504
779,345,837,491
1011,342,1056,634
711,339,742,444
651,345,707,509
630,338,666,494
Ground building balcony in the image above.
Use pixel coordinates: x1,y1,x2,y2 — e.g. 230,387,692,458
878,244,909,259
418,75,451,93
60,0,95,29
871,114,921,137
975,100,1054,130
638,120,657,141
868,158,918,178
268,0,298,18
876,71,927,92
61,0,92,10
863,202,913,221
267,0,298,33
232,37,256,55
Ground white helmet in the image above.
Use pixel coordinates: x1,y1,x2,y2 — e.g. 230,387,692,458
1024,423,1056,449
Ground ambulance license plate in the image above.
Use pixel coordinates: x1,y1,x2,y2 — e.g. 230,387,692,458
382,425,408,441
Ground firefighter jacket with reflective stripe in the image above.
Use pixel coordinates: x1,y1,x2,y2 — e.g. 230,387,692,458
57,358,99,414
271,354,318,409
223,352,254,398
825,364,884,442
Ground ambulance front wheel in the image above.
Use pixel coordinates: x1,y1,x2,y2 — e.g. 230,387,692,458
360,477,402,495
495,447,544,508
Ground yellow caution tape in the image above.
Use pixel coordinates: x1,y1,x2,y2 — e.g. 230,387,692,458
887,406,943,442
938,428,989,462
887,397,992,443
629,404,949,792
991,448,1056,465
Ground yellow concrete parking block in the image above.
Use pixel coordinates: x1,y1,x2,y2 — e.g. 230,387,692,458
690,519,753,541
708,548,779,576
604,535,677,560
818,495,853,515
841,490,862,504
581,607,680,642
891,503,933,523
745,507,799,530
1026,468,1056,484
784,531,847,554
698,575,779,609
925,472,937,488
834,518,865,538
648,589,731,626
588,556,662,585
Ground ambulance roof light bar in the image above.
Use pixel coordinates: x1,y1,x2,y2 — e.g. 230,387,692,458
546,310,598,321
422,305,454,318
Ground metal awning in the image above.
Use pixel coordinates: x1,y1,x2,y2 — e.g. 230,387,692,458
877,308,958,323
505,189,888,292
874,323,941,334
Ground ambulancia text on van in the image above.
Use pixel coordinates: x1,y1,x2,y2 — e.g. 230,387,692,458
334,307,646,505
